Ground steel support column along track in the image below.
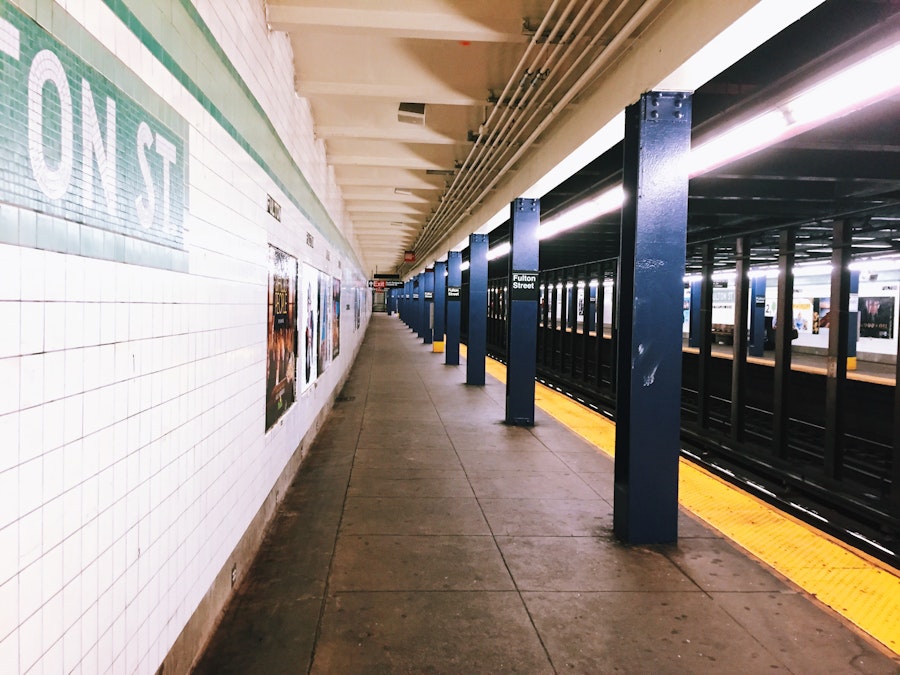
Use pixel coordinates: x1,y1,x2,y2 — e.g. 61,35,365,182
476,253,900,568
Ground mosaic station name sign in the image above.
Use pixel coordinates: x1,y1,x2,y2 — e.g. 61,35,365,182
0,1,187,253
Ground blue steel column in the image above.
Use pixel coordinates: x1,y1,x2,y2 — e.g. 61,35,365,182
825,219,852,480
731,237,750,442
749,275,766,356
400,283,406,323
446,252,462,365
433,261,447,352
423,268,434,344
688,279,701,348
404,281,412,328
505,198,540,425
467,234,489,385
409,280,417,332
772,229,795,459
614,91,692,545
417,272,427,339
848,271,859,371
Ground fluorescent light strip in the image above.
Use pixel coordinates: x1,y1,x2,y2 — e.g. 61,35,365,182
537,186,625,240
691,41,900,175
849,256,900,272
487,241,511,260
534,39,900,244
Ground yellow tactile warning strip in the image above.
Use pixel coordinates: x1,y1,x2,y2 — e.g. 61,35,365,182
461,345,900,655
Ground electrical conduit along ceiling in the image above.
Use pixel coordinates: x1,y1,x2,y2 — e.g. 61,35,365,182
266,0,825,277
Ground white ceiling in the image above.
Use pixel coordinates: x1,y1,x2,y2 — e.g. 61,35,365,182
265,0,825,278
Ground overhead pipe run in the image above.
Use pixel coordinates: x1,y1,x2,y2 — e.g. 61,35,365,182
403,0,665,273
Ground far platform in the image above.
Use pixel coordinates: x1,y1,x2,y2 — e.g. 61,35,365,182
683,338,896,385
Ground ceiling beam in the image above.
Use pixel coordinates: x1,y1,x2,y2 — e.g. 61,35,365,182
266,2,527,43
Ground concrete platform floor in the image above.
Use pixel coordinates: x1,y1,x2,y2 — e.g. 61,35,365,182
194,314,899,674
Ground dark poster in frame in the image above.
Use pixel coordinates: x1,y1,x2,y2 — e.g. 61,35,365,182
332,278,341,358
266,245,298,430
859,296,895,339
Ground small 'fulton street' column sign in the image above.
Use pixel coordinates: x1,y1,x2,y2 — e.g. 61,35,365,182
510,271,539,300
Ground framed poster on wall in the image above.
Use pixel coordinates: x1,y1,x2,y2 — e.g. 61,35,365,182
332,277,341,358
301,263,319,391
318,270,331,374
859,296,895,338
266,245,297,430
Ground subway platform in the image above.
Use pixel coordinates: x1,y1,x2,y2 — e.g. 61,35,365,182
194,314,899,674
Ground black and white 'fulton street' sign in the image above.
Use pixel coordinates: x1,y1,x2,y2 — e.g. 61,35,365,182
510,271,539,301
447,286,461,300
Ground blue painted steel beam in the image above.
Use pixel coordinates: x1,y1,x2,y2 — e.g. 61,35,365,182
433,261,447,351
408,279,416,331
424,268,434,344
467,234,488,385
688,280,701,348
400,283,406,323
731,237,750,442
506,198,540,425
404,280,412,327
749,275,766,357
772,228,795,459
417,272,427,338
849,270,859,363
825,219,852,479
614,91,691,545
446,251,462,365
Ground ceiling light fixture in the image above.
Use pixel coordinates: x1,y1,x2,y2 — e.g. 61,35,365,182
487,241,511,260
398,102,426,125
537,186,626,241
689,40,900,175
849,255,900,272
491,38,900,258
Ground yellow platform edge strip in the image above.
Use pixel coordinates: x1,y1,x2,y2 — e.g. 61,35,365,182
467,347,900,655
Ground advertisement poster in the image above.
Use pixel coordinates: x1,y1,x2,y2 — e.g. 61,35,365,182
813,297,830,333
318,270,331,374
859,296,895,339
301,263,318,390
792,297,814,334
332,278,341,358
266,245,297,430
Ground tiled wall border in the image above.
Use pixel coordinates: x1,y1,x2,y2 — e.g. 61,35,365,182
99,0,363,274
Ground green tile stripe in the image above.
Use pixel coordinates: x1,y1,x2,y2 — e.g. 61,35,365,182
99,0,364,274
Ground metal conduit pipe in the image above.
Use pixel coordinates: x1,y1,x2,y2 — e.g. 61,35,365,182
412,0,597,256
452,0,565,174
424,0,648,244
398,2,565,278
411,0,641,259
413,0,667,266
428,0,621,233
409,0,575,256
435,0,604,213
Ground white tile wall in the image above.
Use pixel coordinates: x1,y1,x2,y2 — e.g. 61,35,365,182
2,1,371,674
